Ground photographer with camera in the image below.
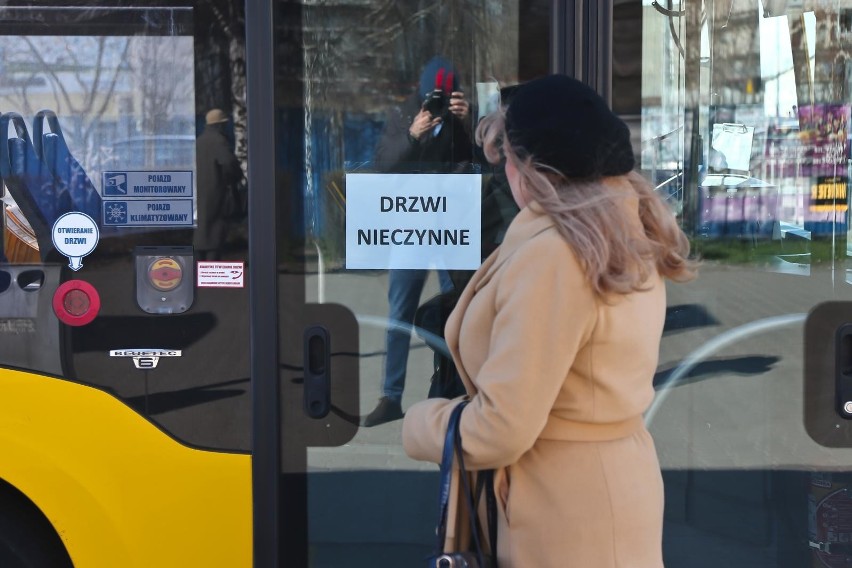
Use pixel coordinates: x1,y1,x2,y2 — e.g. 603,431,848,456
364,56,475,427
408,77,470,144
374,56,473,173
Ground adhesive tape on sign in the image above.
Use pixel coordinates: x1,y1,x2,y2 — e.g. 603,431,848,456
148,257,183,291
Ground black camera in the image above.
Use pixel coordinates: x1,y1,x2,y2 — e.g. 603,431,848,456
423,89,449,118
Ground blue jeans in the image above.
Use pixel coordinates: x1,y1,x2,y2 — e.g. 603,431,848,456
383,269,454,402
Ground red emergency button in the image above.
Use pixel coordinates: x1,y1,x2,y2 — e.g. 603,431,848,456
53,280,100,326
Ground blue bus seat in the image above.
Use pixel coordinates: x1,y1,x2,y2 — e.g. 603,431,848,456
34,110,102,223
0,112,73,260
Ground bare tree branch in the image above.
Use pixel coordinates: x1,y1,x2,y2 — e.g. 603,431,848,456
23,36,74,113
85,38,131,143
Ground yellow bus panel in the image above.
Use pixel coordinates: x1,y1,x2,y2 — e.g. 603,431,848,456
0,368,252,568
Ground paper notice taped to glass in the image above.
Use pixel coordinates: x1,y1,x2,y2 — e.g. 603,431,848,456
345,173,482,270
710,123,755,172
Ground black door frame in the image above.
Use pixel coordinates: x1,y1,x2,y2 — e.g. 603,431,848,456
551,0,613,102
245,0,280,566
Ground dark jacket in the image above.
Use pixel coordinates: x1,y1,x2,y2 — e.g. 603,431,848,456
193,124,241,252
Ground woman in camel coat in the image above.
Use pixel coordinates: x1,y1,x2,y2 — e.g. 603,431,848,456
402,75,695,567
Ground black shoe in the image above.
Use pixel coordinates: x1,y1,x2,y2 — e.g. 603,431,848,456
363,397,404,427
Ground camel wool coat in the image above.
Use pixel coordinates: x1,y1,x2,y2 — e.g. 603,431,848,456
403,179,666,568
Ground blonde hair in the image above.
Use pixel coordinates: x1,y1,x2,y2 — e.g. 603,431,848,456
476,109,695,296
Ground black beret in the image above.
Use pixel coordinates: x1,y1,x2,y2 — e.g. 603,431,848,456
504,75,635,179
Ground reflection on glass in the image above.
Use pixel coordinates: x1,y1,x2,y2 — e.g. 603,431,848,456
0,34,195,170
635,1,852,566
0,29,196,265
301,0,529,430
642,3,850,260
298,1,540,564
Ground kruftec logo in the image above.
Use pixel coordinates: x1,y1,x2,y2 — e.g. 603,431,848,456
109,349,182,369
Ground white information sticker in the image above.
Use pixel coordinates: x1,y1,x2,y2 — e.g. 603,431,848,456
51,212,99,271
345,173,482,270
197,261,245,288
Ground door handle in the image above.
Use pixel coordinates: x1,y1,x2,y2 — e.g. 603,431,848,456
303,325,331,419
837,324,852,419
804,302,852,446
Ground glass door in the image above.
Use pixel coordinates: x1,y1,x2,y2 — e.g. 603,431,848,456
260,1,852,566
261,0,550,565
616,1,852,566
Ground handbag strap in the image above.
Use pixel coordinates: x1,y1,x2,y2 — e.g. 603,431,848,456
433,400,497,567
453,410,487,567
434,401,468,553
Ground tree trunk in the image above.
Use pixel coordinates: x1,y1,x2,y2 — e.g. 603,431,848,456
229,35,248,179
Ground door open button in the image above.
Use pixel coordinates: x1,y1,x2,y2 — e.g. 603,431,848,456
52,279,100,326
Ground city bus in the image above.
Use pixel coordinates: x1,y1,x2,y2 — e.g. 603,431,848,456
1,1,851,567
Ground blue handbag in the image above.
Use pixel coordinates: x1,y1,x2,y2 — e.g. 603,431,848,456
427,401,498,568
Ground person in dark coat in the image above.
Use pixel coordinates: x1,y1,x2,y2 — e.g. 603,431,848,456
373,57,474,173
363,56,475,427
194,108,242,261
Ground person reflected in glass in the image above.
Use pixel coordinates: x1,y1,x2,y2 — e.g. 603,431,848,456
403,75,696,566
194,108,242,262
363,56,474,427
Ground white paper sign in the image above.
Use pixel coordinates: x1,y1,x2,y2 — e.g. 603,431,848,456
476,81,501,121
345,173,482,269
710,123,755,172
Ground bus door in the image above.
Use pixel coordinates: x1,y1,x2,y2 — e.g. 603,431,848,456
252,0,551,565
618,1,852,566
0,4,252,566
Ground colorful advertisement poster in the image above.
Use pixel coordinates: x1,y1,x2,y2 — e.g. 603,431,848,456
798,104,850,177
797,104,850,233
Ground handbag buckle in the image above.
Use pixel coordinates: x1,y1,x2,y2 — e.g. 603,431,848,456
435,553,478,568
